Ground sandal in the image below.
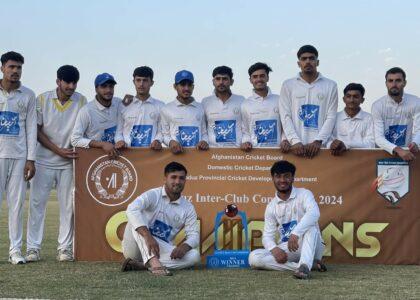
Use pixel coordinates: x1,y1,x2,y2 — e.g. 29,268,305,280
148,266,173,276
311,259,327,272
294,264,310,280
121,258,147,272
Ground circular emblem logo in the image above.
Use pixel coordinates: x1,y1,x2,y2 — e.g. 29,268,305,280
317,93,325,100
149,111,156,119
273,107,279,114
233,107,240,115
209,257,220,267
86,155,138,207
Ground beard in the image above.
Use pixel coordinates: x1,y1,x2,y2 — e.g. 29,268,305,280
389,88,401,97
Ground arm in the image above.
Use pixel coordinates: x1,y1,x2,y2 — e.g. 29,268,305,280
316,83,338,143
279,82,302,145
71,108,92,148
291,190,320,237
371,102,397,154
345,114,376,149
126,191,159,231
240,102,252,144
262,204,278,251
26,92,37,161
182,206,200,249
160,107,173,146
114,104,125,144
412,102,420,146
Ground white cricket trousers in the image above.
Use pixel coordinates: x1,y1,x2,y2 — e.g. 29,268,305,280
248,225,324,271
0,158,27,254
27,164,74,251
122,222,200,269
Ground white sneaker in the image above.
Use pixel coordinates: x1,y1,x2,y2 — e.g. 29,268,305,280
9,251,26,265
57,249,74,262
25,249,41,262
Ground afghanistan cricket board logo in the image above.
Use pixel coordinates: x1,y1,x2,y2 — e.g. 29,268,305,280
372,158,410,205
86,155,138,207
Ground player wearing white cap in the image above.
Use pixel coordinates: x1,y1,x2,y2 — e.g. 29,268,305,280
26,65,87,262
0,51,37,264
71,73,122,158
279,45,338,158
328,83,375,155
160,70,209,154
121,161,200,276
248,160,326,279
202,66,244,148
240,62,283,151
115,66,164,150
371,67,420,162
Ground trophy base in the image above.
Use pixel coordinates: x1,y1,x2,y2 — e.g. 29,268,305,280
206,250,250,269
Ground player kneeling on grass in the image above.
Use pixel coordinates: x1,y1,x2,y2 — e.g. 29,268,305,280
121,161,200,276
248,160,326,279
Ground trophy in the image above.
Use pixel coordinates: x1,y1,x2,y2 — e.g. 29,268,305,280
206,204,250,268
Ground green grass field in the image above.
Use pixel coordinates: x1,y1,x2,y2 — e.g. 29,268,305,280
0,194,419,299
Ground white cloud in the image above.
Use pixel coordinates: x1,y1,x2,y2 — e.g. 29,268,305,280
378,48,392,54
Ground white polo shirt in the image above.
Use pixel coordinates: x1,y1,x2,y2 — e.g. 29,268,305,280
279,73,338,145
36,89,87,168
241,88,282,147
126,186,199,248
262,187,320,251
160,98,208,147
202,92,245,147
71,97,121,148
328,109,375,149
0,82,37,161
371,93,420,154
115,96,164,147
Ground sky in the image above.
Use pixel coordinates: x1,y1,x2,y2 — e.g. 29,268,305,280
2,0,420,111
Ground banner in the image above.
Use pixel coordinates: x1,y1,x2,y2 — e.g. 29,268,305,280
74,148,420,265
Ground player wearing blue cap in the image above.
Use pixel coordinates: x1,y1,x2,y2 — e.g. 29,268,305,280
160,70,209,154
71,73,122,158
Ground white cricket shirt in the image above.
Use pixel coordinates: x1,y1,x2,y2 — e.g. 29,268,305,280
36,89,87,168
115,96,164,147
126,186,199,248
202,92,245,147
0,82,37,160
279,73,338,145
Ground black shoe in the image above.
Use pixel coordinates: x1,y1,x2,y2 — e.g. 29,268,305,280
294,264,310,280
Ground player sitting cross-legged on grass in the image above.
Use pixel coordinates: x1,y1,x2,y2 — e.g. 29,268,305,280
248,160,326,279
121,162,200,276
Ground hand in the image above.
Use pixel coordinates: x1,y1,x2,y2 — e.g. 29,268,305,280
101,142,119,159
170,243,191,259
408,142,419,154
291,142,305,156
196,140,209,151
270,247,288,264
24,160,36,181
114,140,126,150
240,142,252,152
144,235,160,258
57,148,78,159
394,147,415,162
169,140,183,154
150,140,162,151
305,140,322,158
288,234,299,252
280,140,291,153
330,139,346,156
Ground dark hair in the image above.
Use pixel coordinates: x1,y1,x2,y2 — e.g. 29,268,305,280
248,62,272,76
57,65,80,83
297,45,318,59
343,83,365,97
270,160,296,176
133,66,154,79
1,51,24,65
164,161,187,175
385,67,406,80
212,66,233,79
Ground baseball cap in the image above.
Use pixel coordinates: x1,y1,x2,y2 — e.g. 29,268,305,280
174,70,194,84
95,73,117,87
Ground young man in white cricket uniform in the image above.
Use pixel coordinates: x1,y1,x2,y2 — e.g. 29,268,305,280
160,70,209,154
115,66,164,150
248,160,326,279
71,73,122,157
328,83,375,155
26,65,87,262
121,161,200,276
279,45,338,158
371,67,419,161
202,66,245,147
240,62,283,151
0,51,37,264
